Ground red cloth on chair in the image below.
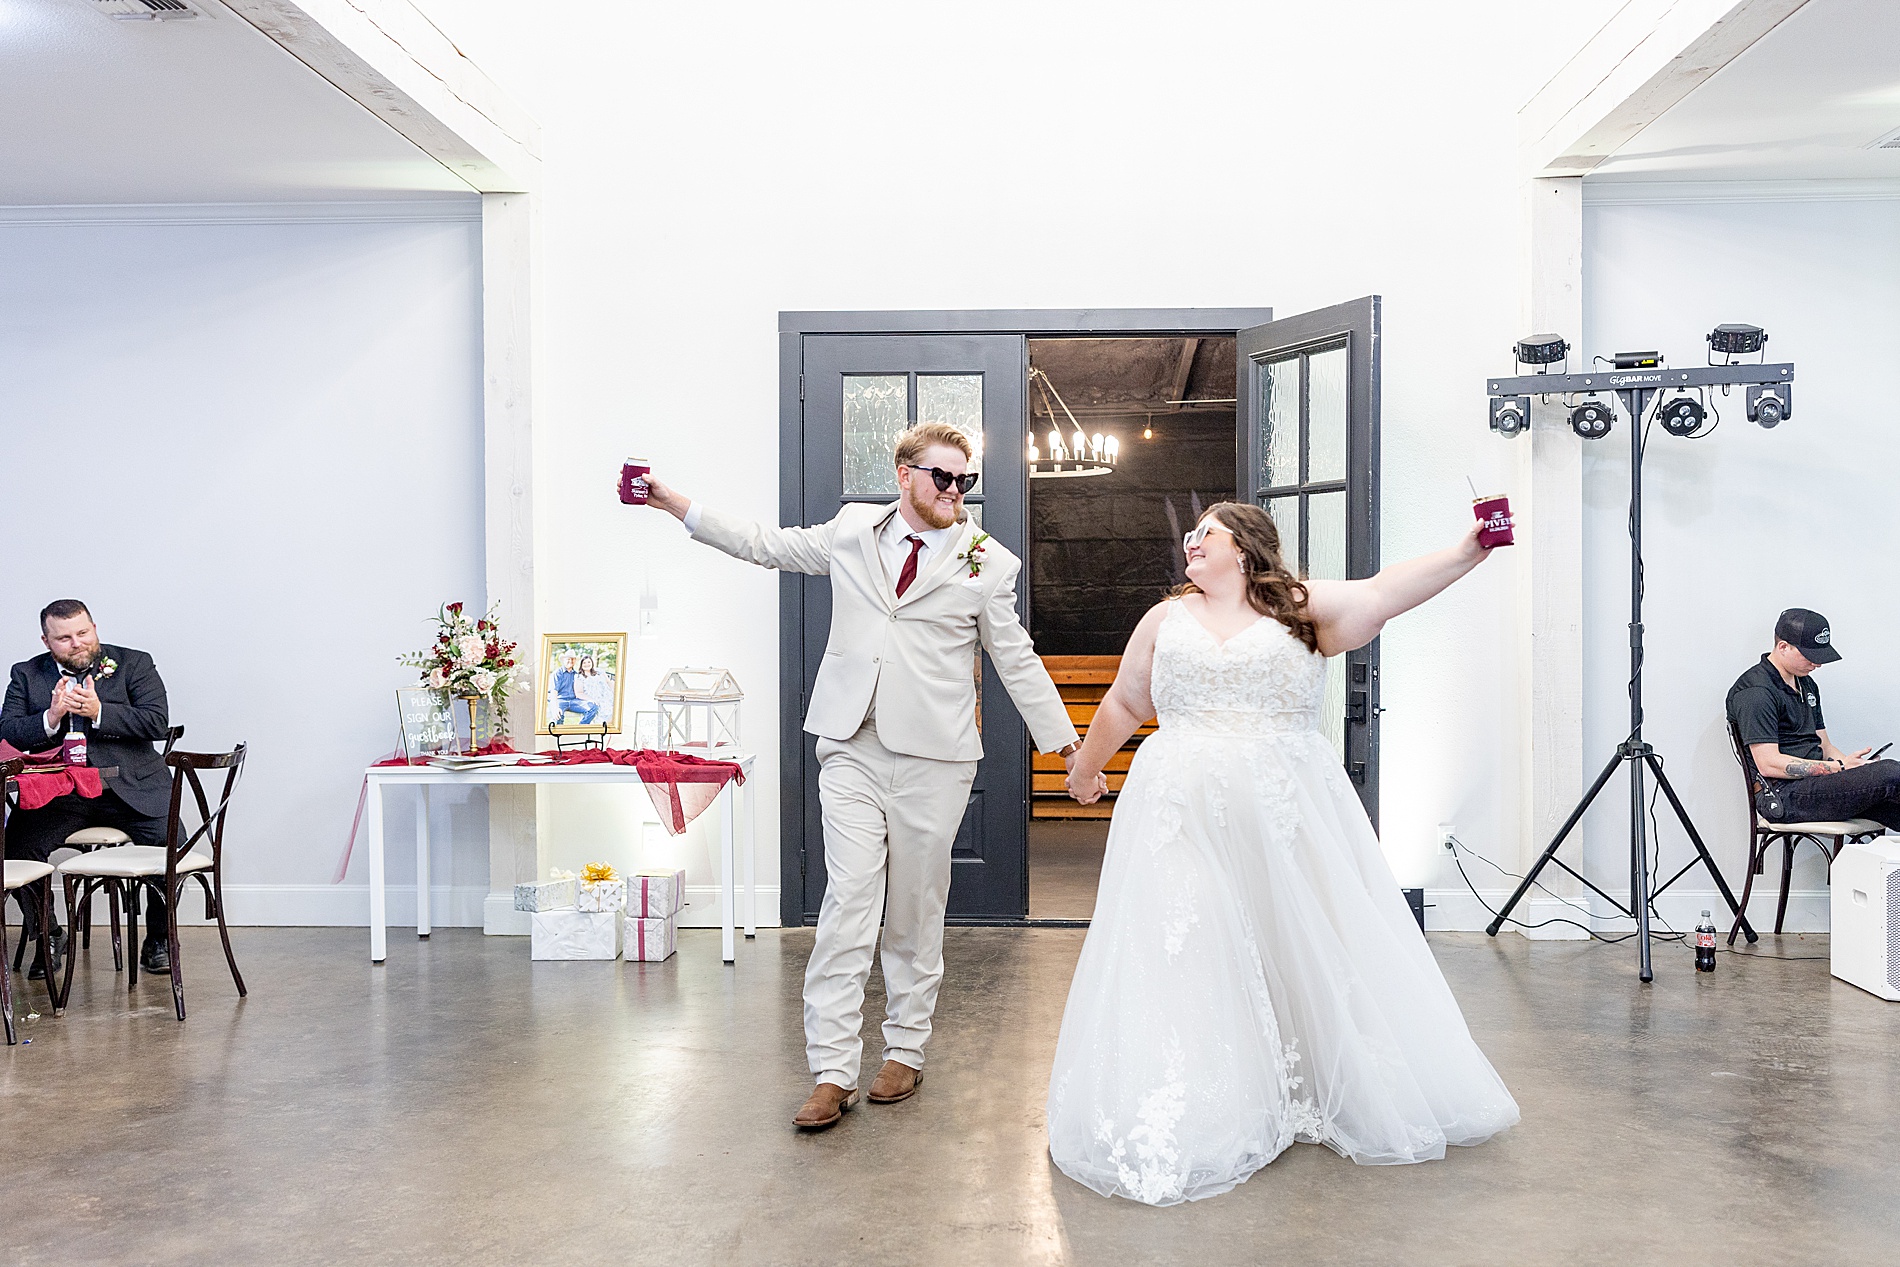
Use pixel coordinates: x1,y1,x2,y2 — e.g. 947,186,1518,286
0,740,105,811
545,748,746,836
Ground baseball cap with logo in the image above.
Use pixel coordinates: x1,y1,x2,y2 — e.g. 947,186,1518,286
1775,607,1841,664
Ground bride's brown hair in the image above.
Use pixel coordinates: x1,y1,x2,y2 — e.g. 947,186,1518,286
1169,502,1319,652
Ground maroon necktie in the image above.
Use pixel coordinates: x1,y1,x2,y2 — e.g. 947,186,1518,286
895,534,926,597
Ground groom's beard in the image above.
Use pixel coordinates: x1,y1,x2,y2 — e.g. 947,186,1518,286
906,482,958,530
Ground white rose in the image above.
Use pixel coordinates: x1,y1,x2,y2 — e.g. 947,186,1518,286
470,669,498,694
456,634,485,666
427,667,449,690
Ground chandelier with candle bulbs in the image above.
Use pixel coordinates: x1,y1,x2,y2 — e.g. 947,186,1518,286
1027,367,1119,479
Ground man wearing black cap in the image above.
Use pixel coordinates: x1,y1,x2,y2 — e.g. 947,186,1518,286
1725,608,1900,829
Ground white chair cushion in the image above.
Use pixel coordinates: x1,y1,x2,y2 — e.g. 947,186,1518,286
1767,819,1885,836
58,845,213,878
4,859,56,890
65,826,133,847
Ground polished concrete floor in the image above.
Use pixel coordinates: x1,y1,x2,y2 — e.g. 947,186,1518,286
1028,820,1108,920
3,924,1896,1266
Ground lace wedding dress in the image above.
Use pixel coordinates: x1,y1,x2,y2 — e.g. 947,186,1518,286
1045,600,1519,1206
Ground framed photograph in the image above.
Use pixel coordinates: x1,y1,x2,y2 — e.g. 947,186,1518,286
537,633,628,735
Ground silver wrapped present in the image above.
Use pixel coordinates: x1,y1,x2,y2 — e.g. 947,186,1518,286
628,869,687,918
576,878,627,913
529,909,622,960
624,914,677,962
514,875,577,913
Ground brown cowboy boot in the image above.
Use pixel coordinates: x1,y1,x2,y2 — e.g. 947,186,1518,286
867,1060,923,1104
793,1082,860,1130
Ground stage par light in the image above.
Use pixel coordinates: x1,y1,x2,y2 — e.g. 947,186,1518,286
1659,395,1707,437
1568,399,1614,439
1489,395,1530,437
1747,384,1791,428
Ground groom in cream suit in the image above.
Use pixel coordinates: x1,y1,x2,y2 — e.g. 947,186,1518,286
642,422,1093,1129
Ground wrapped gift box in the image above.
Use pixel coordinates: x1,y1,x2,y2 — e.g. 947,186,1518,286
624,914,677,962
530,909,622,960
629,869,687,918
576,878,627,913
514,876,577,913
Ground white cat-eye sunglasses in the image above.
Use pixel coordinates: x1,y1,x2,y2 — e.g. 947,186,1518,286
1183,519,1237,553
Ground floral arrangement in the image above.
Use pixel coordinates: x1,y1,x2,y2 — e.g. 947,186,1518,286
400,601,522,724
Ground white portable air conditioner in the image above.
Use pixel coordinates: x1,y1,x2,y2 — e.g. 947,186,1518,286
1830,837,1900,1001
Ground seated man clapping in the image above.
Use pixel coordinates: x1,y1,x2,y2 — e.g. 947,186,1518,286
1725,608,1900,830
0,601,176,978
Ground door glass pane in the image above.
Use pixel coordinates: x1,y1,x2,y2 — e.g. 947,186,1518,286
1307,345,1348,483
1307,490,1346,581
1257,355,1299,491
1262,494,1300,573
917,375,984,478
842,374,909,495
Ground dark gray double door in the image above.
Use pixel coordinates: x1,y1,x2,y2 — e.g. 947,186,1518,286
781,304,1380,926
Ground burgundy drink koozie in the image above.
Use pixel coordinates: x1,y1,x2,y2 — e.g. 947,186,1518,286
619,457,651,505
1473,495,1514,548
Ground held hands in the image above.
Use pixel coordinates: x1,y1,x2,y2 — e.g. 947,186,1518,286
1063,749,1109,804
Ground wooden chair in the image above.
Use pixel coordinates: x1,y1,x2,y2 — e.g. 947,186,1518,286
1724,718,1883,945
2,757,65,1042
55,724,186,970
56,744,247,1021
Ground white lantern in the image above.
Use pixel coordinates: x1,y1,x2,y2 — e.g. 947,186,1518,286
653,667,744,750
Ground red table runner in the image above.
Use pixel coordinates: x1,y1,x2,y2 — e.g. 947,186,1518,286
543,748,747,836
0,741,104,811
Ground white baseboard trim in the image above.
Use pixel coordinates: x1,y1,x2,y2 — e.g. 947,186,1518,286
483,885,783,935
1423,887,1830,936
6,884,782,931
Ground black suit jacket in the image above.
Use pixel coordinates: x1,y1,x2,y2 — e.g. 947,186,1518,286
1,645,172,818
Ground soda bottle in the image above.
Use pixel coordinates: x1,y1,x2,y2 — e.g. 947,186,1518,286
1694,909,1717,972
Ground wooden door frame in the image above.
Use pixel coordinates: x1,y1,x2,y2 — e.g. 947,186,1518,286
777,308,1273,927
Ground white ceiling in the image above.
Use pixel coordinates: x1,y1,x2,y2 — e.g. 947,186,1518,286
1591,0,1900,183
0,0,474,205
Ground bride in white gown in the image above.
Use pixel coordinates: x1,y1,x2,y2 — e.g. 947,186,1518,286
1046,502,1520,1206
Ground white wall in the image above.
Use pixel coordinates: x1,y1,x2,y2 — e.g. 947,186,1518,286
403,0,1630,925
0,202,488,927
1581,187,1900,931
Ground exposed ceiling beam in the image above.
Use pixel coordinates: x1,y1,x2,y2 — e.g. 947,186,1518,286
223,0,540,193
1164,337,1200,413
1520,0,1810,176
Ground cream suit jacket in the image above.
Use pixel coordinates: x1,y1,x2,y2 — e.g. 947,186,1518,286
691,502,1078,763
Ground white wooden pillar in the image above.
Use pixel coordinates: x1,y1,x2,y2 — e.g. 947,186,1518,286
481,190,544,935
1512,175,1589,936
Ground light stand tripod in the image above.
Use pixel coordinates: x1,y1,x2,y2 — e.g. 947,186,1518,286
1481,358,1795,980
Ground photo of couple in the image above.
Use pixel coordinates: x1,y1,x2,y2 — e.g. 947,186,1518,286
540,636,623,732
632,420,1519,1205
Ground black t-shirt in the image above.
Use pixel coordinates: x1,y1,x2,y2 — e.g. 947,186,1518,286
1726,654,1825,765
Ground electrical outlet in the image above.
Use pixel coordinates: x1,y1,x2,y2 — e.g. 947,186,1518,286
1437,824,1457,852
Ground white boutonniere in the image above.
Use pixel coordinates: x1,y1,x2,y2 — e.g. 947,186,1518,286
957,532,991,579
95,657,118,680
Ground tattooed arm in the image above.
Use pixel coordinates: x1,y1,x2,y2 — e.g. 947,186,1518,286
1751,743,1843,779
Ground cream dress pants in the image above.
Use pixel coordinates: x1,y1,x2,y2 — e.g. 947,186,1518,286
807,720,979,1089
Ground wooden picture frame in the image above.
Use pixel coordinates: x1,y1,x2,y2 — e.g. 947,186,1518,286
537,632,628,735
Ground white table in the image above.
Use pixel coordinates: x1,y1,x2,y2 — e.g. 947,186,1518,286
362,754,756,964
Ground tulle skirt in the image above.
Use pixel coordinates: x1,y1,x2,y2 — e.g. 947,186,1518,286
1045,726,1519,1206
